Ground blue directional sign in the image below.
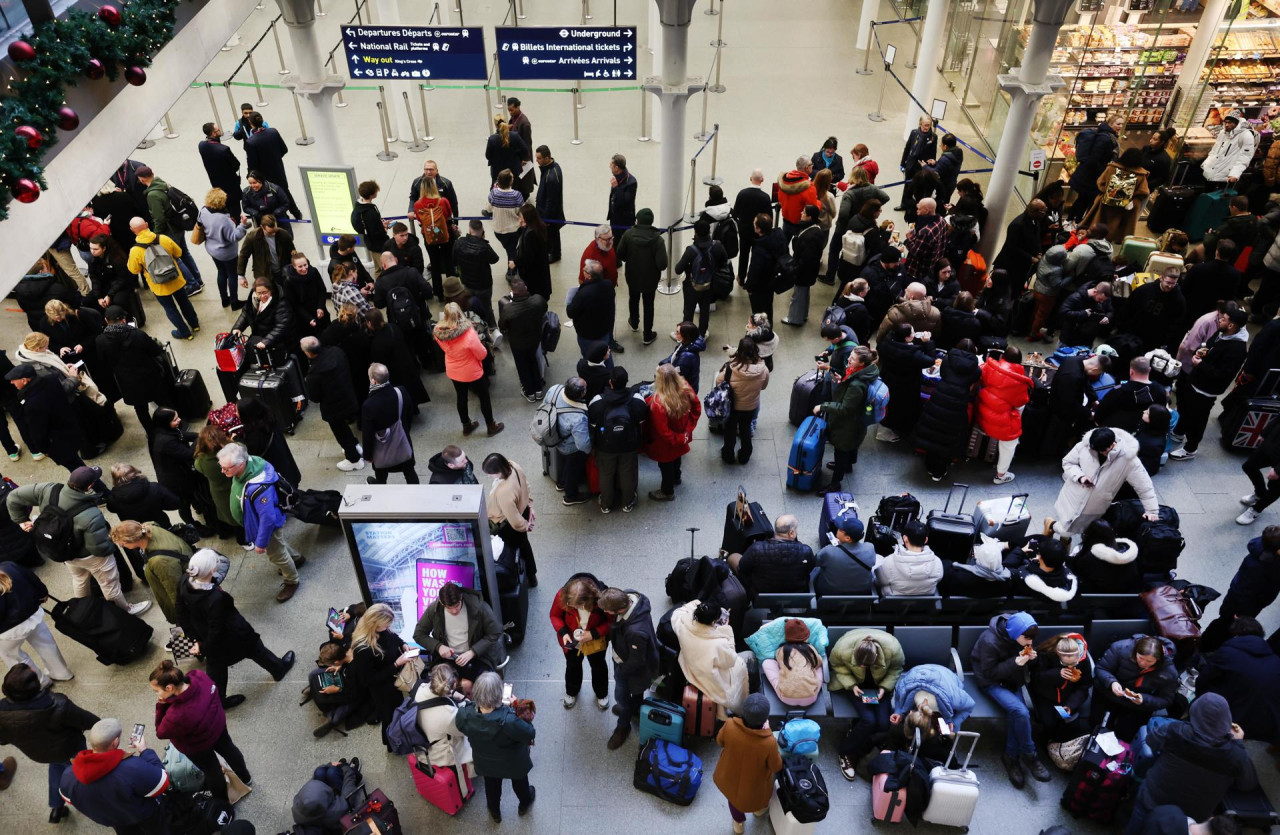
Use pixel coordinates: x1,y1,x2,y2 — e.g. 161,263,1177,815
341,26,487,81
495,26,638,81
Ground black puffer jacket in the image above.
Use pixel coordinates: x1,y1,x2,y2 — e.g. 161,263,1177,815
737,538,815,599
970,614,1028,690
497,292,548,352
150,425,198,497
915,348,980,460
1095,635,1179,712
105,478,180,526
95,324,168,407
453,234,501,296
936,307,982,351
566,278,615,341
232,296,294,349
1071,538,1143,593
877,338,937,401
175,580,260,664
12,274,79,331
0,692,98,764
303,345,359,422
745,229,787,294
283,265,330,337
609,590,659,693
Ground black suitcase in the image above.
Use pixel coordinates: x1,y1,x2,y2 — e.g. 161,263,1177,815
789,369,831,427
721,486,772,557
1145,185,1199,234
238,354,306,433
498,554,529,647
925,483,977,562
875,494,921,532
1219,369,1280,452
173,369,211,421
77,396,123,456
1219,786,1280,830
47,594,152,665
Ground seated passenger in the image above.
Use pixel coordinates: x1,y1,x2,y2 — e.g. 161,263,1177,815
308,642,361,739
671,600,750,716
888,664,975,752
414,581,506,693
292,759,362,835
760,619,824,708
940,534,1012,598
970,611,1052,788
813,515,875,597
830,629,904,781
1069,520,1142,594
732,514,815,600
1094,634,1179,742
876,520,944,596
1029,633,1093,743
1010,538,1079,603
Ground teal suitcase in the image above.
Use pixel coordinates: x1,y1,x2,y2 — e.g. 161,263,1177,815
1185,189,1234,242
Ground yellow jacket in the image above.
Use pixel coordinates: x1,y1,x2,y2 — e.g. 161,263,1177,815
127,229,187,296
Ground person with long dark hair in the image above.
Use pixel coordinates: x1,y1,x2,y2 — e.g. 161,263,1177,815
512,203,551,302
715,337,769,465
86,234,143,325
482,452,537,585
149,408,212,535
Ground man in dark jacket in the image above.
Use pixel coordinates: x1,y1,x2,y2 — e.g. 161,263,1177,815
876,323,937,442
733,170,772,282
785,206,829,324
1171,306,1250,461
616,208,669,345
732,515,815,600
587,366,649,513
673,219,727,338
1197,616,1280,744
745,214,787,327
301,337,362,471
414,582,505,679
1126,694,1257,835
993,200,1049,288
535,146,565,262
373,251,433,323
599,587,659,750
385,222,425,276
1042,353,1108,457
970,612,1050,787
860,247,905,326
236,214,295,285
452,220,501,319
1095,357,1169,435
244,113,293,196
59,718,170,832
607,153,638,233
427,445,478,485
576,343,612,402
1067,117,1120,222
4,366,91,474
1182,241,1243,331
360,364,417,484
406,159,460,222
198,123,242,219
813,516,876,596
1117,269,1187,353
567,260,617,362
328,235,373,290
1057,281,1114,347
1202,528,1280,649
1204,195,1258,262
498,279,549,400
241,175,300,223
928,134,964,208
96,306,172,434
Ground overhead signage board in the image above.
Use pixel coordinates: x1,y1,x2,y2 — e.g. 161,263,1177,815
341,25,487,80
495,26,638,81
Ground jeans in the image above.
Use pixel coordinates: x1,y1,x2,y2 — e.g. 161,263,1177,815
1125,790,1155,835
682,284,713,335
371,461,420,484
183,728,251,802
49,751,81,808
614,673,643,733
213,257,239,305
576,335,615,368
559,450,588,500
326,417,361,462
595,449,638,507
484,775,533,816
1174,376,1215,452
658,458,681,495
177,248,203,287
982,684,1035,756
452,377,495,425
205,636,290,702
628,285,657,337
722,410,754,462
565,648,610,699
512,347,545,396
837,697,892,762
155,291,200,337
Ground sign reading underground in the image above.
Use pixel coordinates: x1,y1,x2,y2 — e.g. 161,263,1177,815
340,25,487,80
495,26,638,81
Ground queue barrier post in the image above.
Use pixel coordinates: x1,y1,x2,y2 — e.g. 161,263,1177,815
702,125,722,186
162,112,179,139
570,88,583,145
377,84,397,142
375,101,398,161
204,82,221,129
272,19,290,75
402,91,430,152
293,92,316,146
418,84,436,141
637,86,650,142
247,53,269,108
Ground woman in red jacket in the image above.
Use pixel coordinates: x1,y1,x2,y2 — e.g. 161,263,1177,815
644,364,702,502
150,660,251,801
550,573,614,710
975,345,1034,485
433,302,504,437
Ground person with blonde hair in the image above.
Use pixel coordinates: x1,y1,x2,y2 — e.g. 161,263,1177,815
485,117,531,191
1030,632,1093,743
416,663,474,773
889,663,975,750
643,363,701,501
346,603,416,750
435,302,503,437
830,630,904,781
414,173,456,294
198,187,250,309
110,520,192,623
39,300,116,404
17,331,105,407
0,562,74,689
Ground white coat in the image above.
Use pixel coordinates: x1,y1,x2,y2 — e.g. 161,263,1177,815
671,601,749,717
1201,125,1257,183
1054,428,1158,534
416,696,474,771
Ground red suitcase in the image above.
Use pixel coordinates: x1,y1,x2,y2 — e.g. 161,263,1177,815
871,766,909,823
407,753,473,816
682,685,718,738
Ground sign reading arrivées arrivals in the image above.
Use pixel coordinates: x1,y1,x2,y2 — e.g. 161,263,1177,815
495,26,638,81
340,25,487,81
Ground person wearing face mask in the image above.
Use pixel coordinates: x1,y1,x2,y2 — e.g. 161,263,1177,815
231,278,294,355
236,213,295,287
1053,427,1159,537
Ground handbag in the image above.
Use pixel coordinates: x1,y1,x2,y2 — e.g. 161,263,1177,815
1047,734,1089,771
702,363,733,423
217,753,253,804
395,656,426,693
191,223,206,246
167,626,198,663
577,635,608,656
371,388,413,468
1139,584,1202,643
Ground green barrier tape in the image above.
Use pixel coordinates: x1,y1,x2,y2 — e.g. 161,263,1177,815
199,81,642,93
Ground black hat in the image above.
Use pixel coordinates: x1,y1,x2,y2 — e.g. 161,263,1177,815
3,363,36,382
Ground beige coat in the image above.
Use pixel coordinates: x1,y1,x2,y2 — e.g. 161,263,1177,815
715,361,770,413
487,460,532,532
875,298,942,344
671,601,749,715
416,696,474,772
1054,428,1158,534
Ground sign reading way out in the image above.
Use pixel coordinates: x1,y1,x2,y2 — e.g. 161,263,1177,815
495,26,638,81
341,25,487,80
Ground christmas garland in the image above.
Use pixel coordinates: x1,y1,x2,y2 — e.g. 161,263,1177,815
1,1,191,221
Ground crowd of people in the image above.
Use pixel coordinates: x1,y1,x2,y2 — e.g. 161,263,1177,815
1,104,1279,834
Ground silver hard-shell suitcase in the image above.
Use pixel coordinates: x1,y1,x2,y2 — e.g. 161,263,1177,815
973,493,1031,541
921,730,981,829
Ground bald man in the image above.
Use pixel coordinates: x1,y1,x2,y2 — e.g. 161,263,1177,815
903,197,949,283
875,281,942,345
993,199,1050,288
733,169,772,282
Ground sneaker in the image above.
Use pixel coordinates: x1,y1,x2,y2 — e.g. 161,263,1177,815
1237,507,1261,525
877,427,901,443
839,755,858,781
623,500,636,513
596,697,609,710
171,329,192,341
1241,493,1260,507
126,601,151,616
643,332,657,346
191,325,201,334
186,284,204,297
993,472,1016,485
600,501,612,514
1169,448,1196,461
610,340,625,354
534,389,545,399
355,444,363,456
336,458,365,472
524,393,539,403
563,495,590,507
243,542,256,551
562,694,577,709
628,319,640,332
6,449,18,462
1001,753,1026,789
930,474,943,482
1021,754,1052,783
30,452,45,461
733,823,745,835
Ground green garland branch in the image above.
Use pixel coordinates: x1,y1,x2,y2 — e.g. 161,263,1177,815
1,0,193,221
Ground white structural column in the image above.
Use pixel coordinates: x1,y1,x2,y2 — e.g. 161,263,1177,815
856,0,879,51
648,0,705,230
372,0,405,140
902,0,950,139
277,0,345,166
1175,0,1231,126
980,0,1071,263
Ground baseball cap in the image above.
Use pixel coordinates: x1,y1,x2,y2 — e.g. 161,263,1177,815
68,466,102,491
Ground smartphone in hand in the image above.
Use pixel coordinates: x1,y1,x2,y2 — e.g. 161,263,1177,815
130,723,145,748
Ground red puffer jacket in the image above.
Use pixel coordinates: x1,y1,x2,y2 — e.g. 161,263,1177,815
549,572,614,655
975,359,1033,441
643,391,701,463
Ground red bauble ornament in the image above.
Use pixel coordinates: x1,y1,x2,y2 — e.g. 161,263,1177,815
7,40,35,62
15,126,43,149
12,179,40,204
98,5,122,26
85,59,106,80
57,106,80,132
124,66,146,86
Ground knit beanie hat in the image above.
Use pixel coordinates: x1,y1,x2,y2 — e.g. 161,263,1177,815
1004,611,1037,640
784,618,810,644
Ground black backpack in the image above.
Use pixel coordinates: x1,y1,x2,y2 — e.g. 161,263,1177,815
713,217,739,258
773,252,798,294
595,396,642,453
777,756,829,823
165,185,199,232
32,485,79,563
1079,248,1115,287
386,284,421,332
875,493,922,532
687,245,715,292
1136,520,1185,574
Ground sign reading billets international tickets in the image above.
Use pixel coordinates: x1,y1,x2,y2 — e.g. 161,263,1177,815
340,25,487,80
495,26,638,81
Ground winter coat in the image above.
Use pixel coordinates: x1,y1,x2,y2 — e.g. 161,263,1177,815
930,147,964,205
406,174,460,218
433,320,487,384
1082,163,1150,242
1071,538,1143,594
194,453,235,526
240,181,294,222
737,538,816,598
616,222,669,293
149,425,197,500
373,264,433,319
197,207,246,262
1069,123,1119,191
235,225,295,283
497,291,548,354
1054,428,1157,534
141,530,193,624
454,703,534,780
484,131,530,185
1094,635,1179,713
716,360,769,413
714,718,783,814
607,170,638,230
426,450,475,485
232,293,294,350
744,616,829,664
105,478,178,527
659,338,706,394
1095,380,1169,436
536,160,565,220
416,694,473,770
821,362,879,451
875,299,942,345
777,170,819,225
1029,647,1093,716
549,572,612,654
608,591,660,693
1138,695,1258,820
0,690,97,764
890,664,975,728
1188,328,1249,397
11,374,84,462
1220,536,1280,619
244,127,290,189
975,358,1032,441
304,345,358,422
386,232,426,275
86,255,137,312
903,214,949,282
486,460,532,533
155,669,227,755
1202,123,1258,182
811,150,846,184
453,233,500,296
1031,245,1071,296
877,337,936,405
198,138,240,198
992,211,1047,287
546,386,591,455
514,228,552,300
283,265,330,337
900,129,938,177
643,391,700,463
59,747,169,827
1016,560,1079,602
351,202,389,253
745,229,787,294
1057,286,1113,347
829,628,905,693
916,348,980,460
877,544,944,596
6,481,110,559
970,614,1033,690
367,322,428,405
1066,237,1113,280
94,324,167,408
414,586,506,670
291,777,351,834
1198,635,1280,743
566,276,616,341
936,307,981,351
814,542,876,596
671,600,749,713
0,560,47,633
126,230,187,296
361,384,414,470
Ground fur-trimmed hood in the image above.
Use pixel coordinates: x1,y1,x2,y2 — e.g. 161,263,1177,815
432,318,474,342
1024,570,1079,602
778,170,812,195
1089,538,1139,565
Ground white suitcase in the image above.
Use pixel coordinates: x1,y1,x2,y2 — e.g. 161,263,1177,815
921,731,981,829
972,494,1031,542
1143,251,1184,276
768,785,816,835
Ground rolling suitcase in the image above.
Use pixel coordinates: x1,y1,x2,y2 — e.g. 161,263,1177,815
819,492,859,544
1219,786,1280,830
339,786,401,833
408,751,473,815
789,369,831,427
682,685,718,738
786,416,826,492
1119,235,1159,269
46,594,153,665
173,369,212,421
926,484,977,562
721,486,772,556
972,494,1031,541
870,736,918,823
238,353,306,433
1143,251,1184,276
638,697,686,745
1185,188,1234,242
1219,369,1280,452
1144,186,1197,234
1060,713,1132,825
769,786,817,835
498,553,530,647
921,731,981,829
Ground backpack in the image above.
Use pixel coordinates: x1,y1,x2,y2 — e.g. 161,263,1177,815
386,284,421,332
702,364,733,423
841,230,867,266
777,756,830,823
711,262,735,300
32,484,79,563
1080,250,1116,286
530,385,571,447
1136,521,1185,574
687,245,714,292
595,395,642,453
773,252,798,294
387,688,429,755
633,739,703,806
68,216,110,250
417,203,451,245
1102,168,1139,208
665,555,725,604
776,718,821,759
541,311,561,353
875,493,922,531
822,304,848,328
862,377,890,426
713,217,739,258
164,185,199,232
143,241,181,283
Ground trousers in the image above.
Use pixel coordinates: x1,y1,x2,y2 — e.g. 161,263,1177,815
483,775,533,816
66,556,129,610
206,636,289,703
564,648,609,699
262,525,300,584
325,416,361,462
0,613,73,688
595,449,638,508
183,727,251,802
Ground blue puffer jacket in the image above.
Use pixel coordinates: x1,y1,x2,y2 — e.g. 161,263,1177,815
239,459,289,550
745,617,829,664
660,337,707,393
891,664,976,729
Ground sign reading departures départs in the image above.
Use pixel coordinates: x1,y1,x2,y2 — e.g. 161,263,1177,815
495,26,638,81
341,25,487,81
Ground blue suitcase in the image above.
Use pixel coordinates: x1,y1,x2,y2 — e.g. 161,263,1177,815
819,492,859,545
1185,189,1233,242
786,416,826,492
638,697,685,745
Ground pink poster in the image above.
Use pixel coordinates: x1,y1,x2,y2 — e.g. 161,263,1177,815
416,559,477,617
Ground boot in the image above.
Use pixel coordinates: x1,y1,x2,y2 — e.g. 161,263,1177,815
1022,754,1052,782
486,421,505,437
1001,753,1026,789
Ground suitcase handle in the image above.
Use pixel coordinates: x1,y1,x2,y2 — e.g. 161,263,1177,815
1000,493,1030,523
942,730,981,771
942,483,970,514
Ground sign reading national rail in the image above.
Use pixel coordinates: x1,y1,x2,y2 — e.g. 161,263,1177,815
340,25,487,81
495,26,638,81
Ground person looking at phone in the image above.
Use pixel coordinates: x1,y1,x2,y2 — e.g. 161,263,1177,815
829,630,904,781
1094,634,1180,742
550,574,614,710
347,603,417,752
414,582,506,695
150,659,252,803
1028,633,1093,745
308,642,357,739
970,611,1052,788
1053,427,1159,539
59,718,170,831
671,600,751,717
